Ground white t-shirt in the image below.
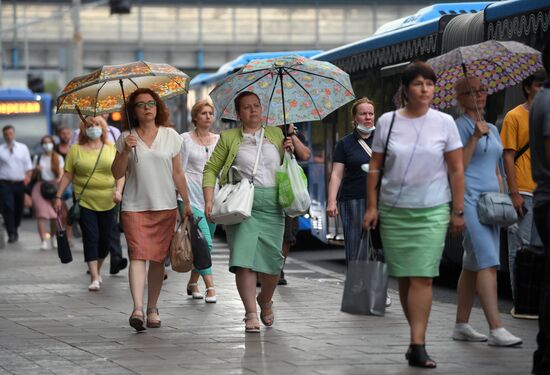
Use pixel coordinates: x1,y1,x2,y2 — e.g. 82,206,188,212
116,126,183,212
180,131,220,210
372,109,462,208
33,153,64,181
0,141,32,181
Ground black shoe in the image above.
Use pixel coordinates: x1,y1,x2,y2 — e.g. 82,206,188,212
110,257,128,275
7,233,18,243
278,270,287,285
407,344,436,369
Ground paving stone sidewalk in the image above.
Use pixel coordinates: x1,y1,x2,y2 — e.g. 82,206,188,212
0,220,538,375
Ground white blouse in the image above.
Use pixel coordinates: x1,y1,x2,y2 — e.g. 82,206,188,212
233,129,280,188
34,153,64,182
180,131,220,211
116,126,183,212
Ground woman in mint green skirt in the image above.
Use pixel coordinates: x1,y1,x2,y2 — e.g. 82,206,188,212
203,91,294,333
363,62,465,369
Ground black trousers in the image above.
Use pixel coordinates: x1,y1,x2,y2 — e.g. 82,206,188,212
79,205,118,263
0,181,25,237
533,201,550,375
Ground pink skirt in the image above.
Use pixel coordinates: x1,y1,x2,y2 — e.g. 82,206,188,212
121,209,177,263
31,181,57,219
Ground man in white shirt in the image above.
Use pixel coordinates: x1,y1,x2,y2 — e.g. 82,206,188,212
0,125,33,243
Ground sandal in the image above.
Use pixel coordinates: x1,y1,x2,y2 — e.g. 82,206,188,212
129,309,146,332
146,307,161,328
407,344,436,369
256,296,274,327
243,312,260,333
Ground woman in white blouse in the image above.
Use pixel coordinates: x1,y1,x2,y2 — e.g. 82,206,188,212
112,88,192,332
180,99,220,303
31,135,64,250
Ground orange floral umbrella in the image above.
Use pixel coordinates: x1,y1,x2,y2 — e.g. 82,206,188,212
56,61,189,119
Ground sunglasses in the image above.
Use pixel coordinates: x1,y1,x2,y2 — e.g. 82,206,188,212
135,100,157,109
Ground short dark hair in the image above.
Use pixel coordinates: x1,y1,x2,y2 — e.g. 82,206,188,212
2,125,14,133
401,61,437,88
521,70,547,98
234,91,260,113
543,39,550,76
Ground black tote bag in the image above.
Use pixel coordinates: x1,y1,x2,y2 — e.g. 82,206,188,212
341,230,388,316
56,216,72,264
189,215,212,270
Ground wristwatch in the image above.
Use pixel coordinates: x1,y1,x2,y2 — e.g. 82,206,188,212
452,210,464,217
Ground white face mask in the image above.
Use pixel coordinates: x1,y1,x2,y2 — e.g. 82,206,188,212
356,123,376,135
42,143,54,152
86,127,102,140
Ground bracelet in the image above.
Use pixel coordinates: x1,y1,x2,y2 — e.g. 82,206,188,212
368,169,381,174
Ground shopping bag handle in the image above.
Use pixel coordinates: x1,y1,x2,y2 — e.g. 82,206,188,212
355,230,375,263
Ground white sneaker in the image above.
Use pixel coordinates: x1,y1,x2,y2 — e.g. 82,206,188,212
488,328,522,347
452,323,488,342
88,280,100,291
39,240,50,250
385,294,392,307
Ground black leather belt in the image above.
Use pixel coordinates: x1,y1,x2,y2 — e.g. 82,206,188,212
0,179,24,184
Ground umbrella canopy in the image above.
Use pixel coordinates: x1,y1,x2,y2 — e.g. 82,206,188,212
428,40,543,109
57,60,189,117
209,55,355,127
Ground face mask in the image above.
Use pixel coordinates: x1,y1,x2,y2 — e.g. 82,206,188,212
42,143,54,152
356,123,375,135
86,127,102,140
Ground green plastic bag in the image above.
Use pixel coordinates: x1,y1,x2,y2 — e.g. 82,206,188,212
276,151,311,217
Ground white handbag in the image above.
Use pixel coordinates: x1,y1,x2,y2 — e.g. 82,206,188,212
210,128,265,225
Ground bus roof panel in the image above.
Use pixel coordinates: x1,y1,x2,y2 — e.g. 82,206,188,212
0,88,40,100
485,0,550,21
314,2,492,63
190,50,322,88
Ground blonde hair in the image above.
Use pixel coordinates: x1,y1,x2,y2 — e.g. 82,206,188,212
191,99,215,126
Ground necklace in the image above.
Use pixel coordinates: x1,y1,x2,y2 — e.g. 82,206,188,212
195,130,211,153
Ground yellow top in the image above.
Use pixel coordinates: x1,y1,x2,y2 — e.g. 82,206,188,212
500,104,536,193
64,144,117,211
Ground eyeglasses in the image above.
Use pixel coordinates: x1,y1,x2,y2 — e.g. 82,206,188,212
135,100,157,109
458,89,487,96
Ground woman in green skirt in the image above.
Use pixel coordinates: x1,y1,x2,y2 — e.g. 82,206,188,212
203,91,293,333
363,61,465,368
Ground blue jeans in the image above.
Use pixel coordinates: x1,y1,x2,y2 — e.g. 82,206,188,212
533,202,550,374
508,194,542,298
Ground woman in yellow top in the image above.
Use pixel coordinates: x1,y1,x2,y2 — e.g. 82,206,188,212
54,116,125,292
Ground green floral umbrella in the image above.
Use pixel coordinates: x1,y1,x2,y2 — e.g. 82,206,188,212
209,55,355,128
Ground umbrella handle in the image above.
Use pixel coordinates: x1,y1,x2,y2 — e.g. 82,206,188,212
75,106,87,124
277,68,289,136
119,79,139,162
461,63,485,129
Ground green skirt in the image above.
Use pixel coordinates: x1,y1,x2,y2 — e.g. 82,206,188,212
225,187,284,275
379,203,450,277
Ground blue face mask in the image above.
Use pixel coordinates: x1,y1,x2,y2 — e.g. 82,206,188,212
86,127,102,140
356,123,376,135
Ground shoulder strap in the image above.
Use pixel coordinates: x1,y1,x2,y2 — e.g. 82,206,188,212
78,143,104,199
514,142,529,162
357,138,372,157
381,111,397,170
250,127,265,182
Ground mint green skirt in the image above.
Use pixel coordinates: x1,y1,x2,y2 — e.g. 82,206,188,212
379,203,450,277
225,187,284,275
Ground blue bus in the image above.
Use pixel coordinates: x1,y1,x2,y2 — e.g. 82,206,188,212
304,0,550,268
0,88,52,153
